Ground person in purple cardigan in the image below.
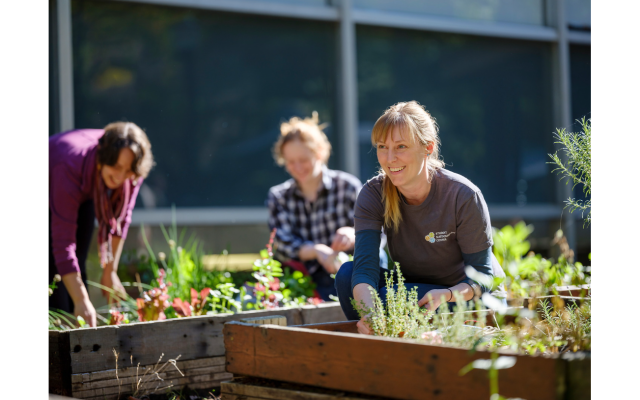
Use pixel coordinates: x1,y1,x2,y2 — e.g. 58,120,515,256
49,122,154,327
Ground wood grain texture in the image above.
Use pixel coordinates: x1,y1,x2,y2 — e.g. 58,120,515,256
224,322,589,400
240,315,287,326
221,378,382,400
299,302,347,325
72,374,232,399
67,308,302,374
52,303,348,396
292,321,359,333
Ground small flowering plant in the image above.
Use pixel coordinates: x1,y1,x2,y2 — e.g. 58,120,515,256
210,283,242,313
49,274,62,296
246,229,285,310
136,269,171,321
172,287,212,317
108,309,129,325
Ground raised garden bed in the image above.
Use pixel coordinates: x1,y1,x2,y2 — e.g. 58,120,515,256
49,303,346,399
223,320,590,400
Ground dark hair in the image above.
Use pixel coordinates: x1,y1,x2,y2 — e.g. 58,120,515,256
97,122,154,179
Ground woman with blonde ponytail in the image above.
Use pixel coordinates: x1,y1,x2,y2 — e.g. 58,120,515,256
335,101,505,334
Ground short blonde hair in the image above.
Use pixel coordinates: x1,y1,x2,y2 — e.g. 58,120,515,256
272,111,332,166
371,101,444,232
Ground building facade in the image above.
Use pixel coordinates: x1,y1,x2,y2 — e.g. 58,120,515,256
49,0,591,259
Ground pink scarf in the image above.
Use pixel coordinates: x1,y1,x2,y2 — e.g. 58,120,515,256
93,168,131,267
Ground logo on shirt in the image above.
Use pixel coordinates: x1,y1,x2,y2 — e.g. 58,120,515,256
425,231,455,243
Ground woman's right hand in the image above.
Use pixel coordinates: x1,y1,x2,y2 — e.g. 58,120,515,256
74,298,97,328
357,313,374,335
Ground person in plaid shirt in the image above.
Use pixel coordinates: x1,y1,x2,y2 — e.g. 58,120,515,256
267,112,363,300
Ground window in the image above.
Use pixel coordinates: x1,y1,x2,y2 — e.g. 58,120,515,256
357,25,556,204
353,0,545,25
71,0,338,207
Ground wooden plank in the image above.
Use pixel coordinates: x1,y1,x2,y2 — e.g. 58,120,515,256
67,308,303,374
222,378,382,400
240,315,287,326
50,330,72,396
79,379,230,400
73,373,232,398
292,321,359,333
71,356,227,383
224,322,581,400
299,302,346,325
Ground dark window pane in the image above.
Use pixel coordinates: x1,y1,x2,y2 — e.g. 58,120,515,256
71,0,337,208
357,26,556,205
570,45,590,125
569,44,591,203
566,0,590,31
353,0,544,25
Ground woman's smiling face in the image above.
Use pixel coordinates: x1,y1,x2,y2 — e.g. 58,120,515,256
282,139,323,186
101,148,136,189
376,126,431,191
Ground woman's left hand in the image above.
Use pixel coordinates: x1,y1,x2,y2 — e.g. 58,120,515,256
330,226,355,252
418,289,451,312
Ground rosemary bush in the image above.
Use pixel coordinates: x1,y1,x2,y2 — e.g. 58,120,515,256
548,117,591,226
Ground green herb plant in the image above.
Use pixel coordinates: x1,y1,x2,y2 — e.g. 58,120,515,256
548,117,591,226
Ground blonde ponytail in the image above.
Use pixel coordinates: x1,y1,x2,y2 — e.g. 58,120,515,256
372,101,444,232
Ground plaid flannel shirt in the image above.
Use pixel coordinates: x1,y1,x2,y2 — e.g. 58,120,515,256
267,166,362,275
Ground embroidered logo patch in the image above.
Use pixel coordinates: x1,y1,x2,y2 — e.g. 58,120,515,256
425,231,455,243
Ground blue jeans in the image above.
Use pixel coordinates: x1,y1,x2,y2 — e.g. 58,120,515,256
335,261,468,320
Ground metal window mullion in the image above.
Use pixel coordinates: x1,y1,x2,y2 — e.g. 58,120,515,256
57,0,75,132
338,0,359,177
552,0,577,251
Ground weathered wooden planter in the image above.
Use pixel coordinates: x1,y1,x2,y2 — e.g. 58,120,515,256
223,320,590,400
49,303,346,399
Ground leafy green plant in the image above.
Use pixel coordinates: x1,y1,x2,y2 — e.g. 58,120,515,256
210,283,243,313
492,221,533,268
548,117,591,226
136,269,171,322
139,212,235,303
350,263,433,338
172,287,212,317
492,224,590,301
